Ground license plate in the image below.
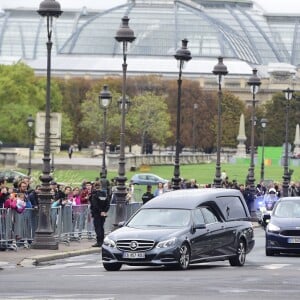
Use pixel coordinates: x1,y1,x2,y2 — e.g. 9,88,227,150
123,252,145,259
288,238,300,243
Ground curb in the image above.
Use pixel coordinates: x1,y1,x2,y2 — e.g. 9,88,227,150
18,248,101,267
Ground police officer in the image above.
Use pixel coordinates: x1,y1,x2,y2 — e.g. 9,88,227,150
89,181,110,247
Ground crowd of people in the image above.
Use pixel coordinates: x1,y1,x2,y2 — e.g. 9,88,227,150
1,173,300,247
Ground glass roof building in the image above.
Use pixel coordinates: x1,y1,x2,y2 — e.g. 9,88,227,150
0,0,299,86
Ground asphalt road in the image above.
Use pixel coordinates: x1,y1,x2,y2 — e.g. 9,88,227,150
1,226,300,300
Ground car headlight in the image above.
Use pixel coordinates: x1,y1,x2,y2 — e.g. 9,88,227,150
103,236,116,248
156,237,177,248
267,223,280,233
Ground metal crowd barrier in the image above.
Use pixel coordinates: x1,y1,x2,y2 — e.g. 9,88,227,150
0,202,143,250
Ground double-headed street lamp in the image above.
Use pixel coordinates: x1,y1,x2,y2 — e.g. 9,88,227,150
246,69,261,199
260,118,268,182
282,87,294,197
172,39,192,190
99,85,112,180
26,114,35,176
212,57,228,188
114,16,135,225
32,0,62,250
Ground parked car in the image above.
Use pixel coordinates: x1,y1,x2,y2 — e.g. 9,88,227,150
0,170,28,183
265,197,300,256
102,188,255,271
130,173,168,186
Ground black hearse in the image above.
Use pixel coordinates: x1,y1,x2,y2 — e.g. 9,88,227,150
102,188,255,271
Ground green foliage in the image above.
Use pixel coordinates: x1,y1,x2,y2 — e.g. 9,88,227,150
263,92,300,146
0,63,64,145
128,92,171,147
221,91,245,147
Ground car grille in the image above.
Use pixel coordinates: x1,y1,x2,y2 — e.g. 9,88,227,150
281,230,300,236
116,239,155,251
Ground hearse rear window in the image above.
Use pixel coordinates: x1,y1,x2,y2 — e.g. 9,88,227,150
217,196,248,220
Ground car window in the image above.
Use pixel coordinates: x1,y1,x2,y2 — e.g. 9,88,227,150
275,201,300,218
127,208,191,227
193,209,205,224
217,196,248,220
200,207,219,224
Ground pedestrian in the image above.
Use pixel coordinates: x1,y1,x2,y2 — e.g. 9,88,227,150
89,181,110,247
142,185,154,204
68,145,74,159
153,182,164,197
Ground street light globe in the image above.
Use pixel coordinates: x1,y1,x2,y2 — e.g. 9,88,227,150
38,0,62,17
115,15,136,47
26,114,35,128
99,85,112,109
261,118,268,128
175,39,192,69
248,69,261,95
283,87,294,101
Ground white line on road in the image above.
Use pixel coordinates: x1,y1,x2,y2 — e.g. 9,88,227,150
261,264,290,269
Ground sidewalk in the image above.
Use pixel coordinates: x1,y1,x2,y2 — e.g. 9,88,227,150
0,238,101,268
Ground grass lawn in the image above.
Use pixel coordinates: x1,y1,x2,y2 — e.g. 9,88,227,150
25,160,300,188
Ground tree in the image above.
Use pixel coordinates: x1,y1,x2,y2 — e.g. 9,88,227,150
220,91,246,148
128,92,171,152
263,91,300,146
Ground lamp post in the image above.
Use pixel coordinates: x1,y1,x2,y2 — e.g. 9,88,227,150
260,118,267,182
212,57,228,188
114,16,135,225
32,0,62,250
246,69,261,199
282,88,294,197
26,114,35,176
99,85,112,179
192,103,198,153
172,39,192,190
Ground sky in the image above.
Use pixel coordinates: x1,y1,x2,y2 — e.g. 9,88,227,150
1,0,300,13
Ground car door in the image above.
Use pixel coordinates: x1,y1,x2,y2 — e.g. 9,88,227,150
190,208,212,260
200,206,226,257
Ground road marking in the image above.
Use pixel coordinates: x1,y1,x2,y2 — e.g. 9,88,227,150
261,264,290,269
38,262,85,269
80,265,102,269
62,274,104,277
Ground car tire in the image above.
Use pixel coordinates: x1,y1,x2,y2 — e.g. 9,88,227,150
265,248,276,256
229,239,246,266
177,243,190,270
103,262,122,271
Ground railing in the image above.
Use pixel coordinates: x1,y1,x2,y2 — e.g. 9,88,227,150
0,202,142,250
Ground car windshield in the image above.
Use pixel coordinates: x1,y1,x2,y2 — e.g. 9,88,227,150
127,208,191,228
274,200,300,218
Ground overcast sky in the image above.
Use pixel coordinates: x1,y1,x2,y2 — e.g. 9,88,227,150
1,0,300,13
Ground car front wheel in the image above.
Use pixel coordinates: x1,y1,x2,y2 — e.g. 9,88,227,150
229,239,246,266
103,262,122,271
177,243,190,270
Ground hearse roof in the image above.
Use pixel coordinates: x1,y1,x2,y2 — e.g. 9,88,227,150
143,188,244,209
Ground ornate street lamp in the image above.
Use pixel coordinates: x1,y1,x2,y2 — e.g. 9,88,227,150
246,69,261,200
282,87,294,197
212,57,228,188
114,16,135,225
32,0,62,250
99,85,112,179
26,114,35,176
260,118,268,182
192,103,198,153
172,38,192,190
